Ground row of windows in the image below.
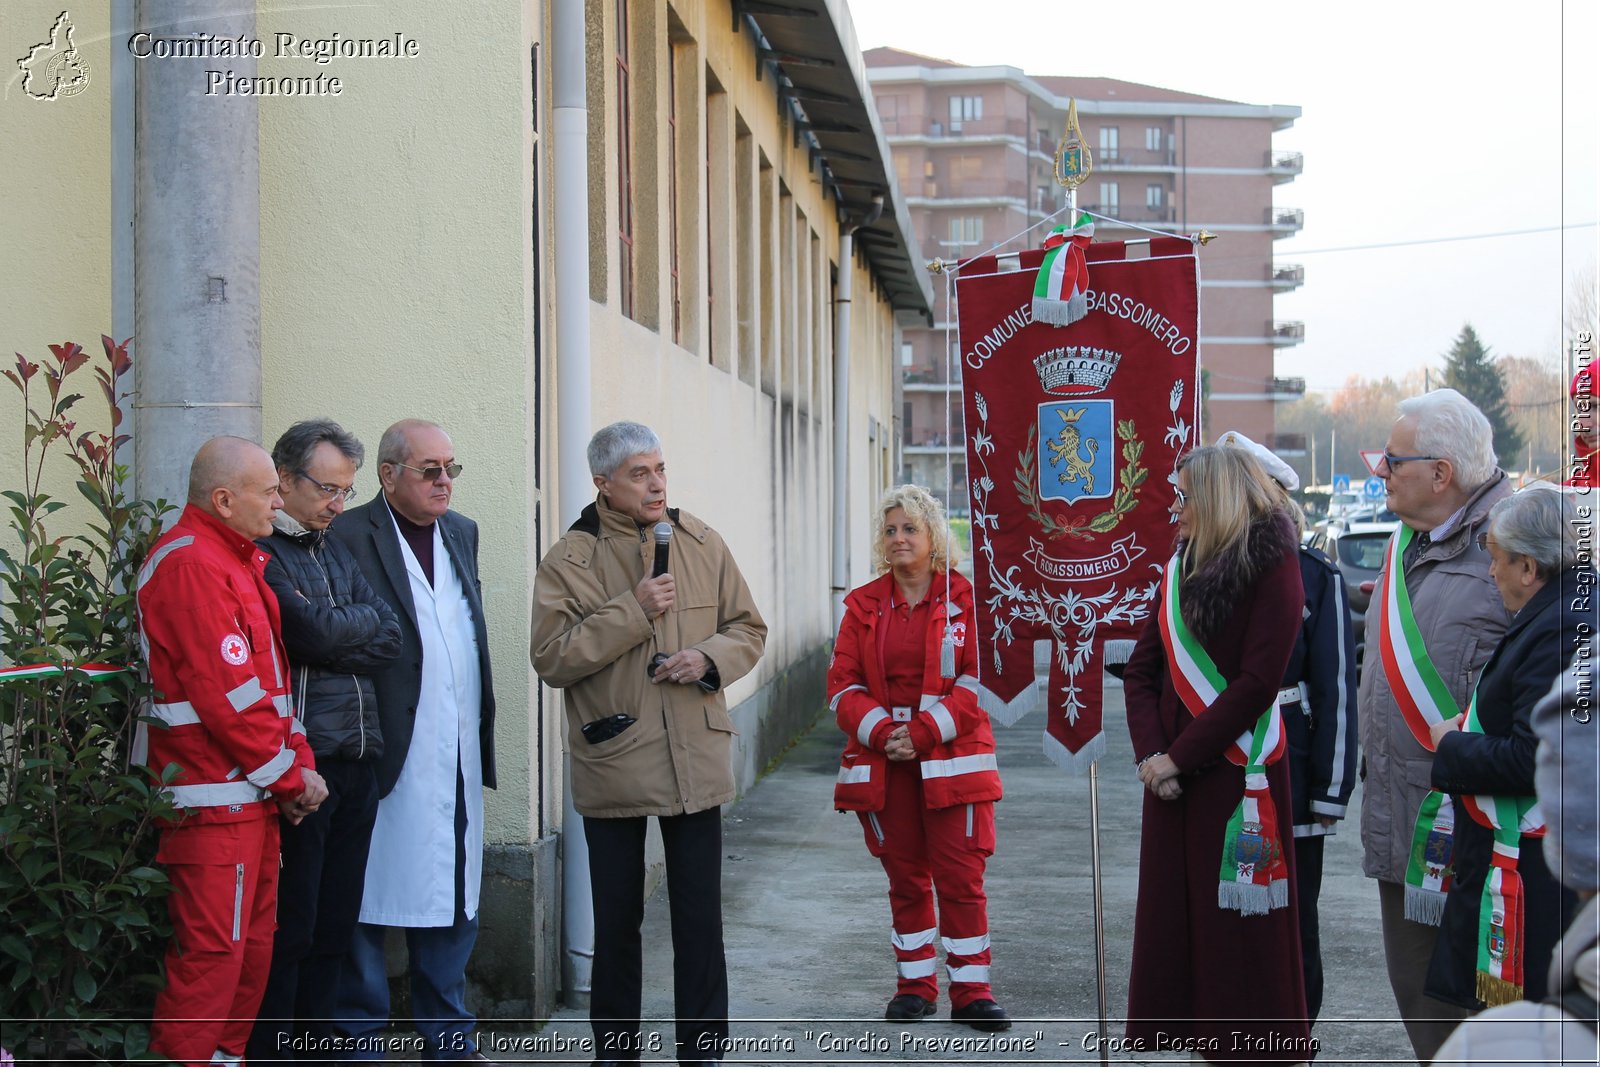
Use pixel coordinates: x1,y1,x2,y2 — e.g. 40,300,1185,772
607,0,837,412
1100,125,1170,156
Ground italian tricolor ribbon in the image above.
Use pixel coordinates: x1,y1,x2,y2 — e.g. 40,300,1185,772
0,662,129,681
1377,525,1461,924
1457,691,1544,1006
1158,553,1290,915
1031,212,1094,327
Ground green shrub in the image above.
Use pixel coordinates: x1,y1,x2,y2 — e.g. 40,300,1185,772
1,337,175,1060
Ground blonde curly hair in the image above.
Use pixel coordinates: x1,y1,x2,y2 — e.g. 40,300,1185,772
870,484,960,575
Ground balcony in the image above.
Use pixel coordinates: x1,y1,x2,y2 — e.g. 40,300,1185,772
1270,263,1305,290
904,431,962,453
1084,204,1178,226
904,366,962,391
1271,320,1306,346
1267,432,1308,456
1097,149,1178,171
1270,376,1307,400
1267,206,1304,236
1267,150,1303,182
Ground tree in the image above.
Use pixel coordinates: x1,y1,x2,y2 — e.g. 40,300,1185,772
1499,354,1564,478
1441,323,1523,465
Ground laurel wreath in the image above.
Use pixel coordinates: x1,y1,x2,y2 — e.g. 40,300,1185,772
1015,419,1146,540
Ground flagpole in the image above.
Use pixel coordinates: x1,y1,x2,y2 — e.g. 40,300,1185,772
1088,758,1110,1067
1052,100,1112,1067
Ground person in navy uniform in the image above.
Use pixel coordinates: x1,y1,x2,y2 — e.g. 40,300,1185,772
1218,430,1359,1024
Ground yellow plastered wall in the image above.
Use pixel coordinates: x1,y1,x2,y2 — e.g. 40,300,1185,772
1,4,114,520
254,0,542,845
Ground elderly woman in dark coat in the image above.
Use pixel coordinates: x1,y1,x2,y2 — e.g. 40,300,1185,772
1425,487,1591,1011
1123,445,1313,1064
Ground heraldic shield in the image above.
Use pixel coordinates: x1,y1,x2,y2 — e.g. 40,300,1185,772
955,236,1200,773
1038,400,1114,506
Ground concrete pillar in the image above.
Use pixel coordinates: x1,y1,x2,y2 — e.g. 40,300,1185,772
133,0,261,508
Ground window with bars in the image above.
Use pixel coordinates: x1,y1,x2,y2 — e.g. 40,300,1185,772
667,44,681,345
615,0,634,319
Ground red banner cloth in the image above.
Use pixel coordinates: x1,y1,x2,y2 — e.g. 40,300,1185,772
956,238,1200,771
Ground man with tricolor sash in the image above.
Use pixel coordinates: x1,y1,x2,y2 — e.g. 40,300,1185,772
1358,389,1512,1062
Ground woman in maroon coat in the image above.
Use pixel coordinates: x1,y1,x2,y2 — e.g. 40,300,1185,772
1124,445,1315,1064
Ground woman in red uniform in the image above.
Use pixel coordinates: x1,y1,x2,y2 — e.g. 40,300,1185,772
1123,445,1314,1064
828,485,1009,1031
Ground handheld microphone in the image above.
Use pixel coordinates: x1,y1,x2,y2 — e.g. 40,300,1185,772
651,521,672,578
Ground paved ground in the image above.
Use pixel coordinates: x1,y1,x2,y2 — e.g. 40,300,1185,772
461,682,1416,1065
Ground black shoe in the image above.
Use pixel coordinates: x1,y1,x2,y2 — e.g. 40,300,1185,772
951,999,1012,1031
884,993,937,1021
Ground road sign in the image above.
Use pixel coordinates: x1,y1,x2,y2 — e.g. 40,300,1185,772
1363,476,1386,501
1361,449,1386,476
1332,474,1351,494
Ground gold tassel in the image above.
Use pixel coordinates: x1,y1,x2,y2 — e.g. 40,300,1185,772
1475,970,1523,1008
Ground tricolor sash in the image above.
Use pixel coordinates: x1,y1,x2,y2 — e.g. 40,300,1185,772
1030,213,1094,326
1457,691,1545,1006
1378,525,1462,924
1158,553,1289,915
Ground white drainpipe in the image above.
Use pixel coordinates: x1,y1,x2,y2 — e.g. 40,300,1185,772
831,196,883,626
553,0,595,1008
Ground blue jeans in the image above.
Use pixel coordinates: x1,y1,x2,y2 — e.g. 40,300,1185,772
336,765,478,1061
337,916,480,1061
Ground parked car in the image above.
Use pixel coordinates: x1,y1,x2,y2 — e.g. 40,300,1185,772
1306,514,1400,678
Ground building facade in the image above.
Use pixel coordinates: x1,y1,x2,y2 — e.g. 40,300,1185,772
2,0,927,1018
864,48,1303,509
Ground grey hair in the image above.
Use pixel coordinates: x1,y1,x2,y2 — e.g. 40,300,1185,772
1396,388,1498,487
1487,484,1586,580
588,420,662,478
377,419,442,467
271,419,365,474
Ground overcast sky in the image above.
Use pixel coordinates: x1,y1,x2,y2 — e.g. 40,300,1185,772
846,0,1598,395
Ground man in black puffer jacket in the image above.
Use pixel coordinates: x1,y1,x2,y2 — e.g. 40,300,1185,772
246,420,404,1065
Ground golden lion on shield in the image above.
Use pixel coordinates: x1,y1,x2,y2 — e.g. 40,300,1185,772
1046,407,1097,493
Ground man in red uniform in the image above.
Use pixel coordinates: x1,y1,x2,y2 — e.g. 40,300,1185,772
136,436,328,1066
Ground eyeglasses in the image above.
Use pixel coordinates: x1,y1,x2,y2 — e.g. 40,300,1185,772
1381,450,1440,471
1173,488,1188,511
395,461,463,481
1474,532,1497,552
296,471,358,502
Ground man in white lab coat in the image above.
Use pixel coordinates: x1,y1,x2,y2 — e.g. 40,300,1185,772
331,419,498,1063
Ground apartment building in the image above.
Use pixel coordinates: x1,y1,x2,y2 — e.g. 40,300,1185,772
865,48,1303,508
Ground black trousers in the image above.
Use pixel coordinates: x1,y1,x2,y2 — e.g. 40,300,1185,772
1292,832,1325,1023
246,759,380,1065
584,807,727,1065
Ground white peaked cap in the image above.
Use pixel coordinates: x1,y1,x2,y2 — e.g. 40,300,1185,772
1217,430,1300,492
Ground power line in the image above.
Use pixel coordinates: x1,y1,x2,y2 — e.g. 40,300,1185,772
1286,222,1596,257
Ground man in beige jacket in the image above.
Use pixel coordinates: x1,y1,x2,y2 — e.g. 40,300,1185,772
531,420,766,1067
1358,388,1512,1062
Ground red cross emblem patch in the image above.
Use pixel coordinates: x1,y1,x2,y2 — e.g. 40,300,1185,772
220,633,249,666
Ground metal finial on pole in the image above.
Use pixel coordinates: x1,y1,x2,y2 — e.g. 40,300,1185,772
1054,98,1093,228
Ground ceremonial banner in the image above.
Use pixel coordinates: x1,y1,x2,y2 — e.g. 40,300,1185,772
956,238,1200,771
